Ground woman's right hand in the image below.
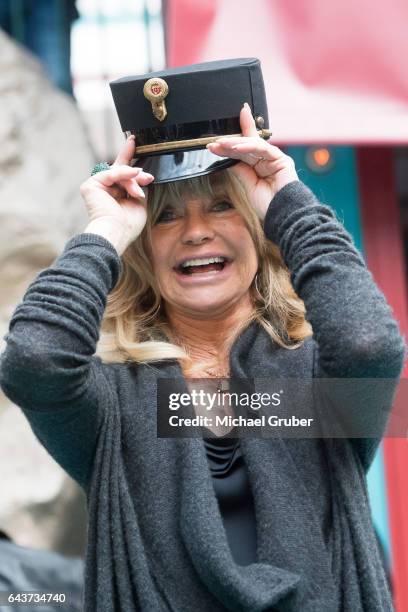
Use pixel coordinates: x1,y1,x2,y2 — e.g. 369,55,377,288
80,135,155,255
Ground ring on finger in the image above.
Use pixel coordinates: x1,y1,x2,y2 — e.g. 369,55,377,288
91,161,110,176
248,153,266,162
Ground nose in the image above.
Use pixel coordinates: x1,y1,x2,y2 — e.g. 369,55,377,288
180,209,215,245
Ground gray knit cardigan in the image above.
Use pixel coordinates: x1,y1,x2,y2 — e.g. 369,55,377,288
0,181,406,612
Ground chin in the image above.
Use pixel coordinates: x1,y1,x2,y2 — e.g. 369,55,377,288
177,294,243,316
182,300,229,314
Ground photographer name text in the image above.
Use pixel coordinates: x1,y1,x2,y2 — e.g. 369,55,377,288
167,415,314,428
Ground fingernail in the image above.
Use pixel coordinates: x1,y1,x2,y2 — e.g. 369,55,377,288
244,102,250,110
128,134,135,141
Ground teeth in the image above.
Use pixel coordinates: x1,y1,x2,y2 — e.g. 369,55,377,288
181,256,226,268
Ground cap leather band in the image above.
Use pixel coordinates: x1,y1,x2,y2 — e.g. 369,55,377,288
132,129,272,155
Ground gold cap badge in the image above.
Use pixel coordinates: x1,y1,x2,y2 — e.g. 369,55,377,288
143,77,169,122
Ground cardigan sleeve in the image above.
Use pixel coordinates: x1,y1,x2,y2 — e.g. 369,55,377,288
0,233,123,488
264,180,406,471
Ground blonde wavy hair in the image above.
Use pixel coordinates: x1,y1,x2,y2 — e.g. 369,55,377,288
96,168,312,372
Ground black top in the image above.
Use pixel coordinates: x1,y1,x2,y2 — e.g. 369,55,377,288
202,430,257,566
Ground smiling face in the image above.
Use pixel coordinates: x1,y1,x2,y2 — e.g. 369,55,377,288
146,173,259,318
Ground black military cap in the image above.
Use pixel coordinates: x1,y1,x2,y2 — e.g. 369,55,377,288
110,58,271,184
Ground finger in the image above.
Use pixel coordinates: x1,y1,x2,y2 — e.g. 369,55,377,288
251,156,295,179
213,136,284,159
98,180,144,203
209,138,286,166
104,184,126,201
240,103,258,138
135,172,155,186
230,140,284,160
121,178,146,199
211,136,249,147
92,165,142,188
116,171,154,198
206,103,258,152
207,140,268,167
113,134,136,166
207,141,257,166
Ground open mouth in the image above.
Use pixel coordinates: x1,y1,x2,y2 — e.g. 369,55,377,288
174,256,231,275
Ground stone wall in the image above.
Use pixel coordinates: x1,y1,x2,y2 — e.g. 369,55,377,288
0,30,95,556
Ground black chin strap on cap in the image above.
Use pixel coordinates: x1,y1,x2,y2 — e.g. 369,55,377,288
133,149,239,184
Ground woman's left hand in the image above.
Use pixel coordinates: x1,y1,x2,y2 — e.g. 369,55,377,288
206,103,299,221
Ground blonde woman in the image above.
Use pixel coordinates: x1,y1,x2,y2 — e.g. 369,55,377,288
0,97,405,611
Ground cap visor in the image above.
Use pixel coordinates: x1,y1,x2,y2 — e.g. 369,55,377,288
133,149,239,184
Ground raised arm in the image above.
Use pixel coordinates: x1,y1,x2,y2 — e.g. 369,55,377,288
0,235,122,487
208,104,406,471
263,180,406,469
0,137,155,488
264,180,405,381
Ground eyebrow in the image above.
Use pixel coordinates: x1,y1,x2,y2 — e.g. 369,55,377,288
160,201,179,211
158,192,231,214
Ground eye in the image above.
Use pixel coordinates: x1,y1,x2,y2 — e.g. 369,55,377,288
155,208,178,224
212,200,234,212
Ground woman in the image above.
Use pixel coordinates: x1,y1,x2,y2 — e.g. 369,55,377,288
0,103,405,612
